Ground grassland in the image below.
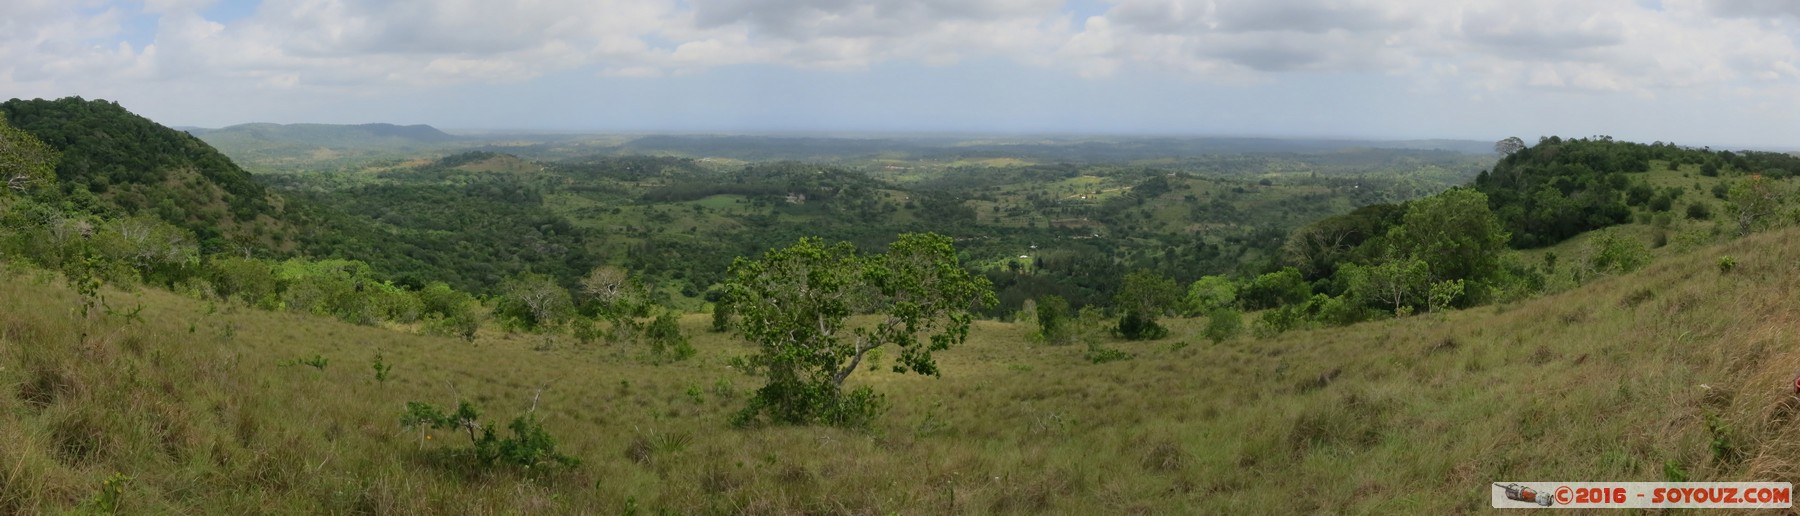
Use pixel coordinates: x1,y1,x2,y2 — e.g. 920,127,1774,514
3,218,1797,513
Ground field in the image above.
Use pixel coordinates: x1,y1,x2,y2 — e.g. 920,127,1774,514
4,223,1797,513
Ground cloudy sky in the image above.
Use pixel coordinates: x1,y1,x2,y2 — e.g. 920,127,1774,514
5,0,1798,147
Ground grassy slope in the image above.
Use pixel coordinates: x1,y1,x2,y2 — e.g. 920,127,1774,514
3,226,1798,513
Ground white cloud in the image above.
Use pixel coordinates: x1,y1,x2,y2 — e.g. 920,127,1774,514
0,0,1796,144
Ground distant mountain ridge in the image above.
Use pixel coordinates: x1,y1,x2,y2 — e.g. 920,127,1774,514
189,122,464,170
191,122,460,146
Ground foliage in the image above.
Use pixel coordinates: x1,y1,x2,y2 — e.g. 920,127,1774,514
1084,342,1134,364
1202,308,1243,344
372,353,392,383
1033,295,1075,345
401,400,580,470
418,281,482,340
278,167,600,296
209,256,279,308
79,473,131,515
709,301,732,333
1726,175,1783,236
280,354,329,371
645,311,694,362
494,273,574,332
1395,187,1509,289
1427,279,1465,313
1,97,280,244
1342,256,1429,315
723,233,995,426
1240,267,1311,310
1183,275,1237,316
1717,255,1737,274
0,112,59,196
1112,270,1178,340
579,265,639,316
1584,230,1650,277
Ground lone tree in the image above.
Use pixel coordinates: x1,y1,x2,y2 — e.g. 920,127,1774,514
1113,270,1179,340
724,233,995,427
1494,136,1526,156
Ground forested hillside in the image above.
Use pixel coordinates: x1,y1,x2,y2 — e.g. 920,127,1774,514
258,145,1486,313
0,97,294,250
1476,137,1800,247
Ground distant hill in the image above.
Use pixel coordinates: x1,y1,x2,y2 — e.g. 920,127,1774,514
0,97,294,248
606,134,1495,162
191,122,463,171
191,122,459,147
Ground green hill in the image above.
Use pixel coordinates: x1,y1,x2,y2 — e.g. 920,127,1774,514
192,122,459,149
192,122,462,172
0,97,294,249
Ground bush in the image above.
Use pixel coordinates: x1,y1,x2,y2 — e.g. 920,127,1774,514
1114,311,1168,340
401,400,580,470
645,311,693,362
1084,343,1134,364
1717,256,1737,274
1586,231,1650,275
1240,267,1310,310
1202,308,1242,344
1686,202,1712,220
710,301,731,332
1034,295,1075,345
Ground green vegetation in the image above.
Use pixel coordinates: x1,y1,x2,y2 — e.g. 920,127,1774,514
10,98,1800,511
722,233,995,427
5,221,1800,512
1,98,291,249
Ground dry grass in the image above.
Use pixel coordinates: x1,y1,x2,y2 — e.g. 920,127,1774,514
2,227,1800,513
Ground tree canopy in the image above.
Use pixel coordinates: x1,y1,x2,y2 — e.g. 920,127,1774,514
723,232,995,426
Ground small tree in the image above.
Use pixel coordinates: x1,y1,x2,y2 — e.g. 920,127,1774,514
645,311,694,362
579,265,639,315
723,233,995,427
1113,270,1179,340
1726,175,1780,236
1034,295,1074,345
710,301,732,332
495,273,573,332
1345,256,1429,316
1494,136,1526,156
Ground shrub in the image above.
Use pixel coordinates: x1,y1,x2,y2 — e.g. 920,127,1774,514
1113,270,1178,340
1202,308,1242,344
401,400,579,470
1034,295,1075,345
1113,311,1168,340
1717,256,1737,274
1084,343,1134,364
645,311,693,362
1686,202,1712,220
710,301,731,332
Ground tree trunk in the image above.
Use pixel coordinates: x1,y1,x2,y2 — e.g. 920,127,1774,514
832,341,872,386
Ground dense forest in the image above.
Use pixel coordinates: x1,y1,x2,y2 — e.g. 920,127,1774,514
0,97,291,249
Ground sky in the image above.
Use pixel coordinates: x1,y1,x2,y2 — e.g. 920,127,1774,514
4,0,1799,148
